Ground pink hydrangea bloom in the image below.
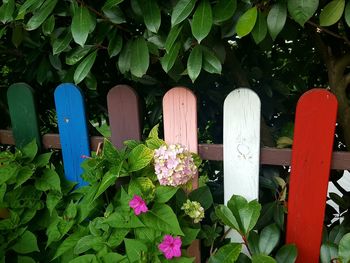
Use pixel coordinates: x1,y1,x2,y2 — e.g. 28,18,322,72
158,235,182,259
129,195,148,215
154,144,197,186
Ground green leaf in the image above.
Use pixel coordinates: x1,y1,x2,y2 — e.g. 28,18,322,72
33,152,52,168
21,139,38,162
118,40,132,74
329,225,348,244
101,253,126,262
202,47,222,74
74,235,104,254
189,186,213,210
52,31,72,55
124,239,147,263
69,254,98,263
267,2,287,40
339,233,350,263
165,24,182,52
128,144,153,172
252,11,267,44
171,0,196,26
191,0,212,43
287,0,318,26
161,42,181,73
154,186,179,203
26,0,58,31
108,32,123,58
74,50,97,84
52,228,87,260
35,168,61,192
0,0,15,24
47,191,62,215
130,37,149,77
208,243,242,263
12,230,39,254
227,195,261,235
42,15,55,36
138,0,161,33
11,24,24,48
320,0,345,26
15,167,34,189
0,163,18,184
213,0,237,23
140,203,184,235
258,224,280,255
71,6,95,46
187,45,202,82
93,163,122,201
66,46,93,65
182,227,200,246
345,2,350,27
103,0,124,10
236,7,257,37
252,254,277,263
0,184,6,203
215,205,240,230
18,0,44,18
320,243,337,263
102,6,126,24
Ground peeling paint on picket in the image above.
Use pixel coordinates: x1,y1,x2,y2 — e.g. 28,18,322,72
163,87,200,262
223,88,261,247
54,83,90,187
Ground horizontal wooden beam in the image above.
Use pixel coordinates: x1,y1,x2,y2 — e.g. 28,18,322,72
2,129,350,169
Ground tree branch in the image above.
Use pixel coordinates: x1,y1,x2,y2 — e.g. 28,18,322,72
335,53,350,75
307,20,350,46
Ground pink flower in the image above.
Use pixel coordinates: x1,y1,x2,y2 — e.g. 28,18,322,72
129,195,148,215
158,235,182,259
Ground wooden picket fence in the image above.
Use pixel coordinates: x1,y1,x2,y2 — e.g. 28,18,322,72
1,82,349,263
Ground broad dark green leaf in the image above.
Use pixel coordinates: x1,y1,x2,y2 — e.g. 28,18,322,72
258,224,280,255
236,7,258,37
161,42,181,73
69,255,97,263
154,186,179,203
66,46,93,65
320,0,345,26
52,228,86,260
130,37,149,77
345,2,350,27
74,50,97,84
182,227,200,246
139,0,161,33
71,6,95,46
108,32,123,58
103,0,124,10
18,0,44,18
189,186,213,210
11,24,23,48
0,0,15,24
187,45,202,82
93,163,122,201
320,243,337,263
267,2,287,40
165,24,182,53
288,0,318,26
118,40,132,74
15,167,34,189
74,235,104,254
42,15,55,36
46,191,62,215
52,31,72,55
26,0,58,31
128,144,153,172
12,231,39,254
252,254,277,263
124,239,147,263
339,233,350,263
252,11,267,44
35,168,61,192
213,0,237,23
202,47,222,74
215,205,240,231
171,0,196,26
140,203,184,235
191,0,212,43
329,225,348,244
17,256,35,263
208,243,242,263
21,139,38,161
102,6,126,24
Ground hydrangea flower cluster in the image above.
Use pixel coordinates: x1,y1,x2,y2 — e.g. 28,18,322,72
181,199,205,223
154,144,197,186
158,235,182,259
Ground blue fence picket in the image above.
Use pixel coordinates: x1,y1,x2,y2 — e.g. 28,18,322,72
54,83,90,187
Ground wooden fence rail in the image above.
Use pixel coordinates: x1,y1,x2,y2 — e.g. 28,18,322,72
1,82,348,263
